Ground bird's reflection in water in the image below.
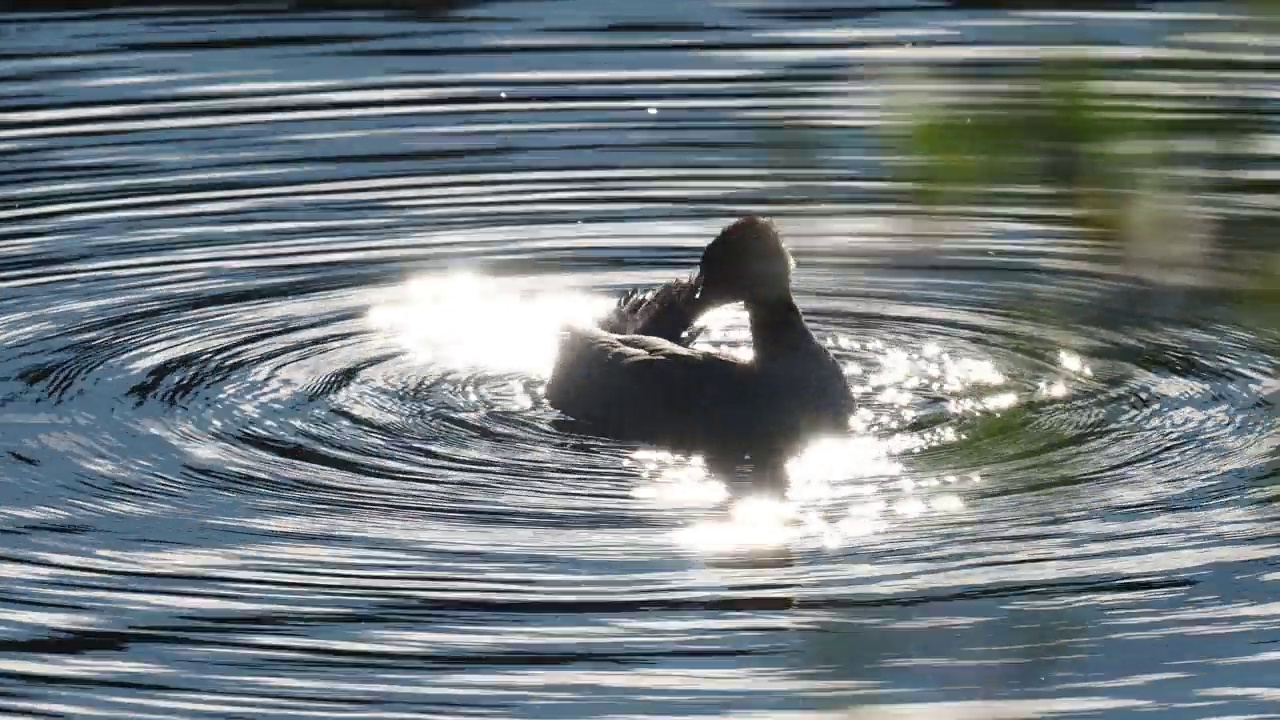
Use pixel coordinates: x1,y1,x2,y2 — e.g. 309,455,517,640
627,428,980,571
668,441,889,561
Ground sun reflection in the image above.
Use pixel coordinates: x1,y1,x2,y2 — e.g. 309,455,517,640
838,499,888,537
662,430,984,554
627,450,727,507
673,495,807,552
366,272,614,377
688,302,755,361
931,494,965,512
621,337,1091,556
894,496,928,518
981,392,1021,411
1059,349,1094,377
627,336,1012,555
1038,379,1070,399
786,435,904,491
863,344,1009,403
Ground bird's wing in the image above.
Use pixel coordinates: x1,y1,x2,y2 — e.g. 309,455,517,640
545,326,750,436
597,275,710,344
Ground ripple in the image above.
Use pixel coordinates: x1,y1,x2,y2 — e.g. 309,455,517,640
2,3,1279,720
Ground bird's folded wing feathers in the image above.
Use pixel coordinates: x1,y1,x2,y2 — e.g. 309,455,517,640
597,275,708,344
546,326,747,431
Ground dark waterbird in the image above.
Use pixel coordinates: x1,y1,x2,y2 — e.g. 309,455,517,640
546,216,855,456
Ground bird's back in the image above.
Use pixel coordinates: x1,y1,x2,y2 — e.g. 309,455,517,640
546,325,761,446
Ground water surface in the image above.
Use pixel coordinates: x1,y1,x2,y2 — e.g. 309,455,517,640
1,2,1277,718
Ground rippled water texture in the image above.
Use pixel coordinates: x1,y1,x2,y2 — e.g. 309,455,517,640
1,3,1278,719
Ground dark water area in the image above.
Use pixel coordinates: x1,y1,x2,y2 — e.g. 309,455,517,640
1,1,1277,718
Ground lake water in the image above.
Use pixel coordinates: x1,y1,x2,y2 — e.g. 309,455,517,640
1,2,1277,718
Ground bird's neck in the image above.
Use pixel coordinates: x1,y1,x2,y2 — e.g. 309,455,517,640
744,295,817,363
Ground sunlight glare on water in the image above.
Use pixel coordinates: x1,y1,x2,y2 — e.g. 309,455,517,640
675,494,814,552
629,450,729,507
670,426,980,554
0,3,1276,718
664,332,1100,556
366,271,615,377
